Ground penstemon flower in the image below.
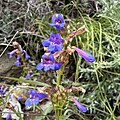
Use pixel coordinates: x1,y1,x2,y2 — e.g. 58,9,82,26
8,41,30,67
36,53,62,71
25,71,31,79
8,41,32,80
6,112,11,120
25,90,48,107
23,50,30,60
42,32,63,53
74,47,95,62
49,14,65,30
8,49,17,58
15,55,21,66
36,14,95,120
73,98,87,112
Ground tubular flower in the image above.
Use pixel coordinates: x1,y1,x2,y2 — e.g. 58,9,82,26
73,98,87,113
74,47,95,62
25,90,48,107
36,54,62,71
0,85,7,95
26,72,31,79
23,50,30,60
15,55,21,66
8,49,17,58
8,46,30,66
49,14,65,30
42,32,63,53
6,113,11,120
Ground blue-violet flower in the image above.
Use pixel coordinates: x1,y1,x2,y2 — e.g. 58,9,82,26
0,85,7,95
8,47,30,66
73,98,87,112
8,49,17,58
36,53,62,71
15,55,21,66
74,47,95,62
42,32,63,53
25,90,48,107
26,72,31,79
49,14,65,30
6,113,11,120
23,50,30,60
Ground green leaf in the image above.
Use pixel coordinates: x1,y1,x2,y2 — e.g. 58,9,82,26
0,76,50,87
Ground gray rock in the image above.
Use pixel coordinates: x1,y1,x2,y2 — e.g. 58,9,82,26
0,48,22,77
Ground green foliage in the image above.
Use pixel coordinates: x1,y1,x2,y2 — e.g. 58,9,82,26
63,1,120,119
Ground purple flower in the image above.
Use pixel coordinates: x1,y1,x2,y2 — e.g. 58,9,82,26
0,85,7,95
25,90,48,107
6,113,11,120
8,48,30,62
49,14,65,30
36,54,62,71
73,98,87,112
26,72,31,79
15,60,21,66
23,50,30,60
15,55,21,66
17,96,23,101
42,33,63,53
8,49,17,58
74,47,95,62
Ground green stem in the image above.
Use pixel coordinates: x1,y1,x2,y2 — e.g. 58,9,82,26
57,73,62,86
56,64,66,86
75,57,81,83
55,107,62,120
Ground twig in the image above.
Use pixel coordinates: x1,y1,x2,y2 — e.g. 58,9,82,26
20,31,43,38
0,31,19,57
0,43,13,46
2,15,25,29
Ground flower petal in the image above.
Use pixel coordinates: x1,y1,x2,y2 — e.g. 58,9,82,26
25,98,33,107
54,62,62,70
37,93,48,100
74,47,95,62
48,45,56,53
23,50,30,60
6,113,11,120
42,39,50,47
44,66,51,71
8,49,17,58
73,98,87,112
48,23,55,26
26,72,31,79
36,63,44,70
15,60,21,66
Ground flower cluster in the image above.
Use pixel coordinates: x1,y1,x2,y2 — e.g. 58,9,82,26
37,14,95,72
25,90,48,107
36,14,65,71
8,41,31,79
8,41,30,67
36,14,95,113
